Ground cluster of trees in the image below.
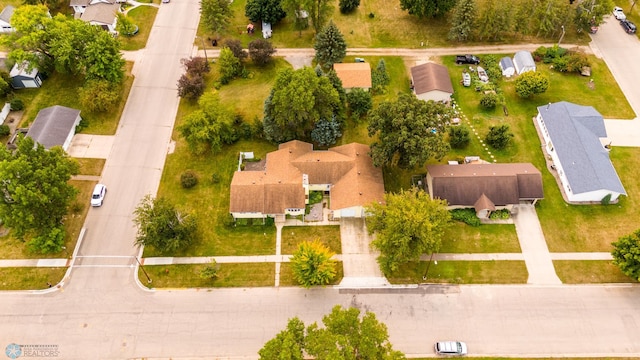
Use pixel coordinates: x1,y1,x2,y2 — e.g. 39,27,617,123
2,5,125,112
0,137,79,254
259,306,406,360
177,57,211,100
367,188,451,274
201,0,233,35
533,45,590,74
243,0,335,34
218,39,276,85
447,0,613,42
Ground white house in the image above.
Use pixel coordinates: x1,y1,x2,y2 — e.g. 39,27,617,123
513,51,536,75
0,5,15,33
536,101,626,203
410,62,453,103
499,56,515,78
26,105,82,152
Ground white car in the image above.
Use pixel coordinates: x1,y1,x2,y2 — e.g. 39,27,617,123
435,341,467,356
91,184,107,207
613,6,626,20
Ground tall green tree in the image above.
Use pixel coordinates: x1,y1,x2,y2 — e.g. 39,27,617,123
290,240,337,287
612,229,640,281
116,13,137,37
263,67,341,143
367,188,451,274
133,195,197,254
448,0,476,41
218,47,242,84
304,0,334,33
314,21,347,69
346,88,372,119
367,93,453,169
305,306,406,360
574,0,613,33
0,136,79,253
515,71,549,98
484,124,514,150
259,318,306,360
371,59,390,95
178,93,236,154
245,0,286,24
282,0,309,36
534,0,572,37
400,0,456,18
201,0,233,35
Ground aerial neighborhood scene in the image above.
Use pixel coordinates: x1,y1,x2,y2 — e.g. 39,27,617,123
1,0,640,357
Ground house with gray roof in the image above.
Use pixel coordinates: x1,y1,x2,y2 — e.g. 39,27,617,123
0,5,15,33
536,101,626,203
426,163,543,218
26,106,81,151
80,2,120,34
10,61,44,89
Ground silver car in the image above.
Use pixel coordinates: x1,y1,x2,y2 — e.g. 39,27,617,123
435,341,467,356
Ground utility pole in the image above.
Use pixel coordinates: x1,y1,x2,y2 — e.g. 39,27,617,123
134,256,152,284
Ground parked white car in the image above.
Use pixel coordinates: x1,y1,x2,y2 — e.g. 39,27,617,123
91,184,107,207
613,6,626,20
435,341,467,356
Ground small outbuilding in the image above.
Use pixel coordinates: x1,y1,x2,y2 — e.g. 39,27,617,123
26,105,82,151
513,51,536,75
410,62,454,103
0,5,15,33
499,56,515,78
10,61,44,89
262,21,272,39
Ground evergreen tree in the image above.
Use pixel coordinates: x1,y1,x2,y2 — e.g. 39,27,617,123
314,21,347,69
448,0,476,41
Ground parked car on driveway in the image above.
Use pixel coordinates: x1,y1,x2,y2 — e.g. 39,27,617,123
620,19,637,34
91,184,107,207
613,6,626,20
455,54,480,65
435,341,467,356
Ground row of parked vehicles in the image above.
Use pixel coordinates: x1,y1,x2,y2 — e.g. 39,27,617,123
613,6,637,34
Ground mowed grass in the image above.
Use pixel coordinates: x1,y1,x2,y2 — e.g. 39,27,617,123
441,223,521,253
281,226,342,254
140,263,275,288
0,268,67,290
75,158,105,176
554,260,634,283
387,261,528,284
279,262,344,286
15,62,135,135
119,5,159,51
0,180,94,259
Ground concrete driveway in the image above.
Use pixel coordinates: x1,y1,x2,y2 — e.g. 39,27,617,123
338,218,389,287
66,134,114,159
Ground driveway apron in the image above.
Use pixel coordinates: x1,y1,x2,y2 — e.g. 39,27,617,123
338,218,389,287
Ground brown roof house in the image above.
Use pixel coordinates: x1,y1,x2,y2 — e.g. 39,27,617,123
26,105,82,152
333,63,372,91
410,62,454,103
426,163,543,218
230,140,385,221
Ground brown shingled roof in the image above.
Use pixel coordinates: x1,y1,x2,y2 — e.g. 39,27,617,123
230,141,385,215
333,63,372,89
410,62,453,96
426,163,543,206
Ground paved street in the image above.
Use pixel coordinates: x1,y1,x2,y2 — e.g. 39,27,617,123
3,4,640,359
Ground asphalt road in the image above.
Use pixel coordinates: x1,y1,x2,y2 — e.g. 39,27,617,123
2,4,640,360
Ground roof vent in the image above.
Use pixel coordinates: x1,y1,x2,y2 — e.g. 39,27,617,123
358,171,361,175
359,192,362,195
278,180,281,183
317,159,320,161
547,102,551,110
356,152,360,156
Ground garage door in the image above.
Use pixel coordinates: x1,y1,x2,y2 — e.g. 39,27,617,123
340,208,356,217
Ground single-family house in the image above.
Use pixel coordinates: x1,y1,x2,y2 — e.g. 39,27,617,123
0,5,15,33
536,101,626,203
10,61,44,89
513,51,536,75
229,140,385,221
70,0,123,16
410,62,454,103
26,106,82,151
79,2,120,34
499,56,515,78
333,63,372,91
426,163,544,218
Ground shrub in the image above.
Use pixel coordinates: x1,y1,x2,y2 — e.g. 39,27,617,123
552,56,569,72
533,46,547,61
601,193,612,205
480,92,498,109
489,209,510,220
223,39,248,61
10,99,24,111
339,0,360,13
450,208,481,226
309,191,323,204
177,73,205,100
79,80,120,113
211,173,221,184
0,124,9,136
0,76,10,97
515,71,549,98
566,51,590,73
199,260,220,280
180,170,198,188
248,39,276,66
485,124,514,150
181,57,210,76
448,126,470,149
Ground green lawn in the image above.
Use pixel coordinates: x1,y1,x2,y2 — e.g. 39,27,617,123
140,263,276,288
119,5,159,51
279,262,344,286
0,268,67,290
554,260,635,283
441,223,521,253
75,158,105,176
281,226,342,254
387,260,528,284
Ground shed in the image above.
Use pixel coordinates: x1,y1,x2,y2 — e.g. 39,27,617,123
333,63,372,91
499,56,515,78
513,51,536,75
0,5,14,33
410,62,453,103
26,105,82,151
10,61,43,89
262,21,272,39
